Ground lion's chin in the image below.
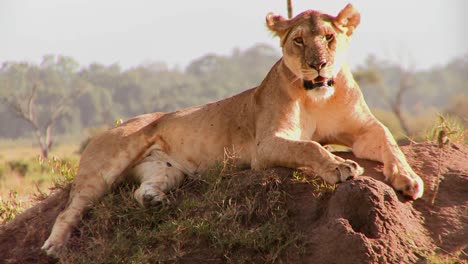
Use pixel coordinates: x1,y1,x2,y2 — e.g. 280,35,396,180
302,77,335,101
306,85,335,102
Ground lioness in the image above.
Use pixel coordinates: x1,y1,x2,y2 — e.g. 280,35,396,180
42,4,424,256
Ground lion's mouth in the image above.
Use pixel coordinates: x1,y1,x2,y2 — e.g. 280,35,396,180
303,76,334,90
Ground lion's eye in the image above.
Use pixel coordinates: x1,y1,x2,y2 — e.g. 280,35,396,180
325,34,334,42
293,37,304,45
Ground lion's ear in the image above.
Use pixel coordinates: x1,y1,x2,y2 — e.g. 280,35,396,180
266,12,290,37
334,4,361,36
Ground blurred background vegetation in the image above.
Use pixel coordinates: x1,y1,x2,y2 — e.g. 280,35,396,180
1,44,466,144
0,44,466,201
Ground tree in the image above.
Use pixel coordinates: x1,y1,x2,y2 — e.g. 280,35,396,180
354,56,415,136
389,66,413,136
2,83,82,158
1,56,85,158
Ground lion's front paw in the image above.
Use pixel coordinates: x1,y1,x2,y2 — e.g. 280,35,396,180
336,159,364,182
394,174,424,200
320,159,364,184
386,165,424,200
134,185,167,207
41,237,63,257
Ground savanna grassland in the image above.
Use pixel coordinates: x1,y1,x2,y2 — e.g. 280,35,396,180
0,140,79,224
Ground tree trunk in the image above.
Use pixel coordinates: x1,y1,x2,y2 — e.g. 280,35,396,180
40,148,49,159
391,105,411,136
392,68,412,136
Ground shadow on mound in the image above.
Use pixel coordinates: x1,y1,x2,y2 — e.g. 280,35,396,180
0,142,466,263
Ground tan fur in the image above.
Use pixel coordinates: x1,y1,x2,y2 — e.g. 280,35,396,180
42,4,424,256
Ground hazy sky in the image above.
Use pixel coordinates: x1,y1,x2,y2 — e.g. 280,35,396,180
1,0,467,70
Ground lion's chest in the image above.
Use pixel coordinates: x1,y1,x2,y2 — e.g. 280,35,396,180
297,102,344,142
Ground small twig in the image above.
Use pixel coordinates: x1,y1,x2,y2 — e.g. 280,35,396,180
430,144,444,206
430,116,453,206
286,0,293,19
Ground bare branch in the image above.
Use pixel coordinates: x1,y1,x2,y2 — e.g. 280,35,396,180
45,85,82,126
358,58,415,136
41,85,85,157
3,79,84,158
3,84,49,157
27,83,38,122
7,99,24,117
3,96,40,130
382,67,413,136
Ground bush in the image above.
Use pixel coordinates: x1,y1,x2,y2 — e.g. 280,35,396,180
445,95,468,127
0,191,22,224
7,161,29,177
425,114,467,145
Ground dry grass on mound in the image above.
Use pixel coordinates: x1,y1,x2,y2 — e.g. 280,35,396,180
60,166,333,263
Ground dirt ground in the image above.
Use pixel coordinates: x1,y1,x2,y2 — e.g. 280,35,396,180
0,142,466,263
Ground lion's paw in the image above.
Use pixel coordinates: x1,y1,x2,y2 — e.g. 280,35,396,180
41,236,63,257
320,159,364,184
335,159,364,182
134,186,167,208
388,167,424,200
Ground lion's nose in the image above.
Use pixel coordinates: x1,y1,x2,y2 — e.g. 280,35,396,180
308,60,327,71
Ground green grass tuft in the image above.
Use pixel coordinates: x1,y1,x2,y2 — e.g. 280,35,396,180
0,156,78,222
0,190,23,224
292,170,336,195
425,114,467,145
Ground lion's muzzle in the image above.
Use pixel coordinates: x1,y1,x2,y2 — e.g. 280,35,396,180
303,77,334,90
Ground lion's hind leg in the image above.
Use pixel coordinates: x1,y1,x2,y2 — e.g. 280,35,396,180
132,151,185,207
41,173,109,256
42,133,142,256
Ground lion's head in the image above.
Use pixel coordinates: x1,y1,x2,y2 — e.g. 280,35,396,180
266,4,360,99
